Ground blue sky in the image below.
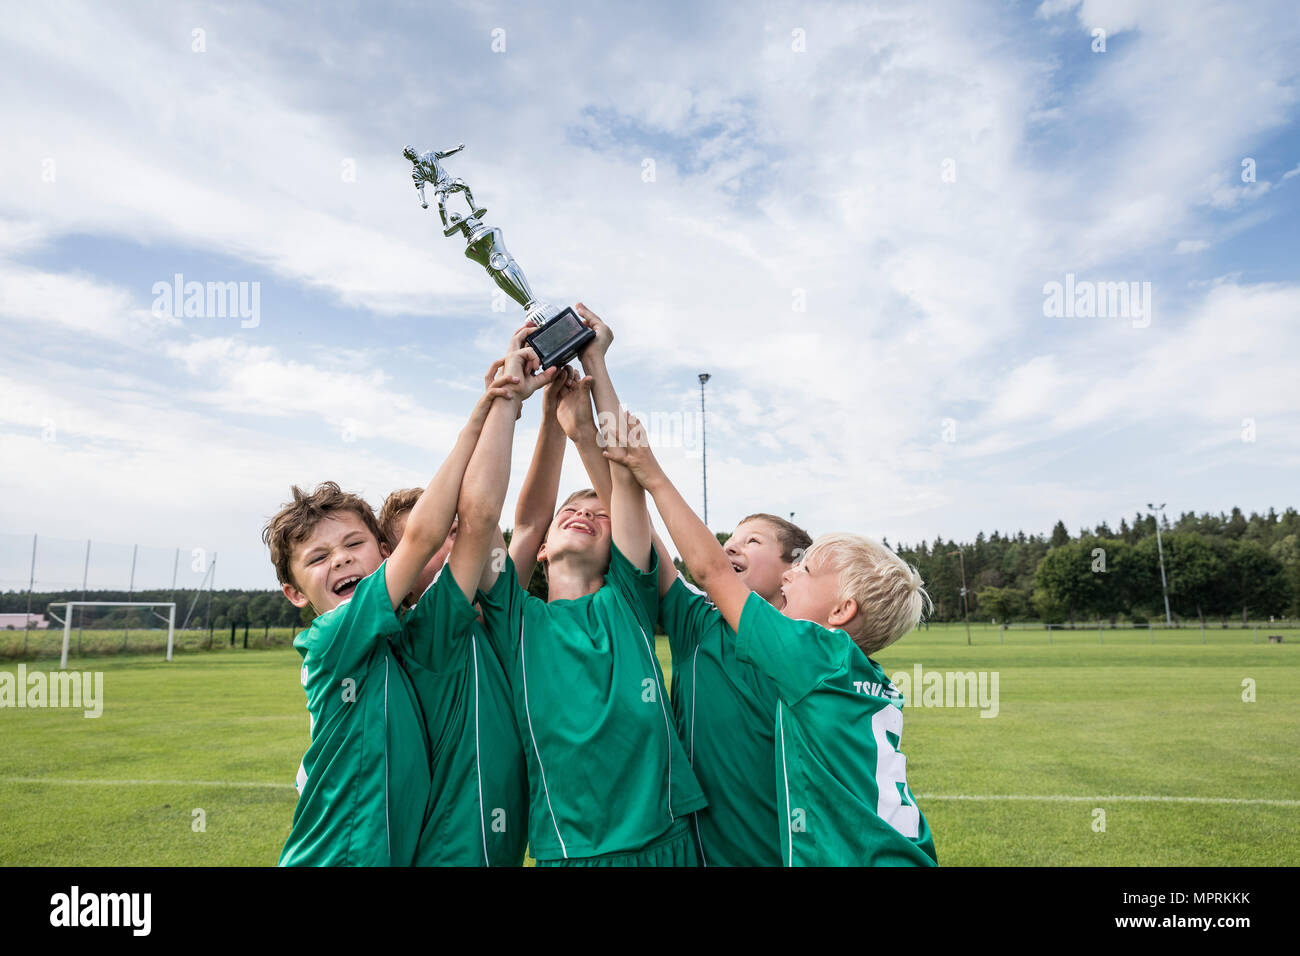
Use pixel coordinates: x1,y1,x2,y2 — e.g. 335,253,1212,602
1,0,1298,589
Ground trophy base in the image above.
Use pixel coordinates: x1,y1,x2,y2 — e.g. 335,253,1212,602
445,208,489,237
525,306,596,371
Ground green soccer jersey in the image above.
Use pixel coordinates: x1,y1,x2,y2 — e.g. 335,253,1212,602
660,574,784,866
734,593,938,867
393,566,529,867
476,543,707,861
279,562,431,867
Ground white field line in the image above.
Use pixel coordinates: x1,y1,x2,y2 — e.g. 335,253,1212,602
0,776,294,790
918,794,1300,808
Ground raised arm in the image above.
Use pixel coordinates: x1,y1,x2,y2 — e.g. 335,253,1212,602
509,358,577,586
561,333,676,595
576,303,652,571
383,366,521,610
446,347,556,603
603,409,749,631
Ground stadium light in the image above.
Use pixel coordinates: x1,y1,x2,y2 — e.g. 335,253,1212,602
1147,502,1173,626
947,549,972,646
699,373,711,527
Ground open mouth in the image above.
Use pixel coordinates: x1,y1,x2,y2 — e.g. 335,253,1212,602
563,519,597,537
332,575,361,598
730,560,745,573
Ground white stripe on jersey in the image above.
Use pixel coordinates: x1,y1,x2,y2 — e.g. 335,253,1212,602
472,635,489,866
778,705,793,867
520,616,567,858
636,622,676,821
690,643,707,866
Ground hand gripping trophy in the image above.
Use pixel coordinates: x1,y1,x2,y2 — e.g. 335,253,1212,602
403,142,594,369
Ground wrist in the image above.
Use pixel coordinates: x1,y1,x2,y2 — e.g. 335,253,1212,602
579,351,608,374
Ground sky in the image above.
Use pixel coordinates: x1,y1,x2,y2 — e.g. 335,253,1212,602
1,0,1298,590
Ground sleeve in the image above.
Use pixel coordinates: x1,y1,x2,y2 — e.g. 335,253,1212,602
658,573,719,662
474,553,528,666
305,561,402,683
393,565,479,673
604,541,659,634
734,591,851,705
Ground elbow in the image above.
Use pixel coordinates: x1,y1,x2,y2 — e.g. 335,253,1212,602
695,551,734,592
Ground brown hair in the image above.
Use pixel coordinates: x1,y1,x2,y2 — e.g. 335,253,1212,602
378,487,423,548
262,481,383,588
559,488,601,511
737,513,812,564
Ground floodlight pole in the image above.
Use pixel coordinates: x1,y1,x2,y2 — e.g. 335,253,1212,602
1148,502,1173,626
699,373,711,527
948,549,971,646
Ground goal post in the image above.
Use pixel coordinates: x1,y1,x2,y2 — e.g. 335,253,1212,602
47,601,176,668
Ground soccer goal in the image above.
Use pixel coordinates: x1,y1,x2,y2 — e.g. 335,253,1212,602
46,602,176,668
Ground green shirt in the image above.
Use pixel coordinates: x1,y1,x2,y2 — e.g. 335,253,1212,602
394,566,529,867
476,544,707,861
280,561,430,867
735,593,938,867
660,574,783,866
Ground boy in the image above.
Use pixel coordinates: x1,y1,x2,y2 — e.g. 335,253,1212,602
474,304,707,865
604,409,938,867
264,346,549,866
659,514,811,866
377,492,528,867
542,344,805,865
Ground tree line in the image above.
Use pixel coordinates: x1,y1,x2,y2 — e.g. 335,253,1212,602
891,506,1300,625
5,507,1299,629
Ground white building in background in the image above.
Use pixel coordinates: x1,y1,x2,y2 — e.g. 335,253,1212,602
0,613,47,629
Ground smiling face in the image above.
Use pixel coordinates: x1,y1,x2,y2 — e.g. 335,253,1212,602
537,493,611,571
779,550,857,631
725,518,793,605
282,512,386,615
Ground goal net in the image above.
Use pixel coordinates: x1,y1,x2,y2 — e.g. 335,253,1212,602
46,601,176,668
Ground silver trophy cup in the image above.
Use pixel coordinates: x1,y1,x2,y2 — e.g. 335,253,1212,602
403,143,593,368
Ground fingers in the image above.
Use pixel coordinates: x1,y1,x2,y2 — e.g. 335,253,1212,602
484,357,506,389
508,323,534,352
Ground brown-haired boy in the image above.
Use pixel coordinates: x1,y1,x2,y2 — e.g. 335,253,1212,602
265,344,552,866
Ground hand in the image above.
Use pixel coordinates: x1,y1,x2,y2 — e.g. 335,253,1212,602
542,364,578,420
484,323,540,390
470,364,523,425
575,302,613,363
600,409,661,486
555,370,596,441
502,346,559,400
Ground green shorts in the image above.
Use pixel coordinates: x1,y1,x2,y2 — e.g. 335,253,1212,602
535,819,697,867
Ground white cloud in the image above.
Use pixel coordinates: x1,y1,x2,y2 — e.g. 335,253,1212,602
2,0,1298,582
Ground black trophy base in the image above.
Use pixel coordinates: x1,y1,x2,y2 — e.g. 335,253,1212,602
525,306,596,370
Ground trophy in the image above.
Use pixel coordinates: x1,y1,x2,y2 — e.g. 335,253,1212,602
403,143,594,370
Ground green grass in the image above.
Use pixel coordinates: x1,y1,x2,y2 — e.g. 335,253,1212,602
1,624,1296,865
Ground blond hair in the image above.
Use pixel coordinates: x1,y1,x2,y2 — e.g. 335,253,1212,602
803,532,931,655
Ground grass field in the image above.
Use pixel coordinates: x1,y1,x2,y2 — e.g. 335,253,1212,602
1,623,1296,866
